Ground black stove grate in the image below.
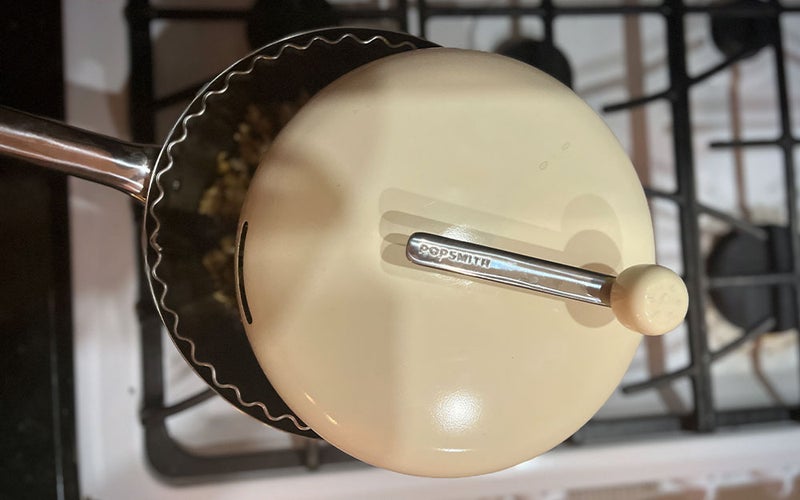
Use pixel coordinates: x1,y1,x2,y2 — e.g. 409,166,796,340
126,0,800,480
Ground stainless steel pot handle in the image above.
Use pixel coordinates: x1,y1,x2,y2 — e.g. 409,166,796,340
0,106,158,204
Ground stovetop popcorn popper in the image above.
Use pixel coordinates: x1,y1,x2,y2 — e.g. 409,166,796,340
3,27,689,477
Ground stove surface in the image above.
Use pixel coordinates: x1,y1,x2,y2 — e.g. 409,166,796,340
66,0,800,498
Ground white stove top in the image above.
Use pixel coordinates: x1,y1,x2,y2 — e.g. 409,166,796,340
65,0,800,497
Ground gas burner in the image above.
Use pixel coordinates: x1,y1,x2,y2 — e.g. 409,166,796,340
708,226,795,332
495,38,573,88
710,0,775,59
247,0,339,49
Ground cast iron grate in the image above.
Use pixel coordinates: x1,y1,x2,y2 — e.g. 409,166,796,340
126,0,800,480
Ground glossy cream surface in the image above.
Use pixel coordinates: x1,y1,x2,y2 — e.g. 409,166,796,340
238,48,655,477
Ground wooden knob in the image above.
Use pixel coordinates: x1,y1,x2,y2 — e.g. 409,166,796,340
610,264,689,336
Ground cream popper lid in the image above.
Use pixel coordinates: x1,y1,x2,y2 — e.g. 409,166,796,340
236,48,688,477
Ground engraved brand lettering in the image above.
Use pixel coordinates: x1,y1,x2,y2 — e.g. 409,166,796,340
418,243,491,268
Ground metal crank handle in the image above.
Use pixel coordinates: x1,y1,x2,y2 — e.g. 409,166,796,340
0,106,158,204
405,232,689,336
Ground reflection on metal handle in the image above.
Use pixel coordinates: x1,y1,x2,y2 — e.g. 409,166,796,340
0,106,157,203
406,232,615,306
